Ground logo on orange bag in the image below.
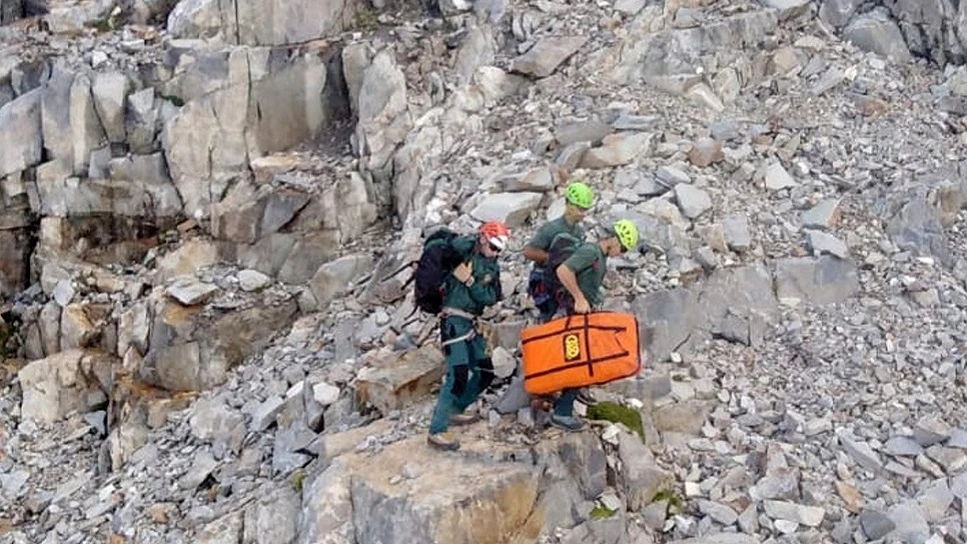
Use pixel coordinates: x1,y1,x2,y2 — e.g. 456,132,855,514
563,333,581,361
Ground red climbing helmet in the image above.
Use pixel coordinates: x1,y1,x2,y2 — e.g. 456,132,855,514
479,221,510,250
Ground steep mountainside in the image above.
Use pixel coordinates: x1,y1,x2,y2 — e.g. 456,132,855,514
3,0,967,543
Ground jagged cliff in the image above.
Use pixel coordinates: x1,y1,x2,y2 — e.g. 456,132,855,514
3,0,967,543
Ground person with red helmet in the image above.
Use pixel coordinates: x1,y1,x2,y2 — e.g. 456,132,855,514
427,220,509,451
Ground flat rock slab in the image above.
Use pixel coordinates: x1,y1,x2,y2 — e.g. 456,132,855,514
510,36,588,78
348,435,542,544
304,425,605,544
774,256,859,306
354,345,446,415
580,132,653,168
166,277,220,306
470,192,542,228
764,161,797,190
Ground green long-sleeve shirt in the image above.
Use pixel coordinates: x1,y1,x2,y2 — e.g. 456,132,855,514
442,235,502,315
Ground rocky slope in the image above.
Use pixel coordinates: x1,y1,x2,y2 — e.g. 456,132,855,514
3,0,967,543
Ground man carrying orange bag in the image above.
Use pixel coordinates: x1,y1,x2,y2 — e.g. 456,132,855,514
539,219,639,431
522,181,597,408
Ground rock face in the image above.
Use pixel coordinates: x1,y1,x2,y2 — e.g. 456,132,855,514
511,36,588,78
300,429,612,544
214,161,377,284
161,49,343,218
0,198,34,300
634,263,782,362
18,349,111,423
167,0,362,45
8,1,967,544
610,8,779,107
0,38,369,300
15,260,302,392
819,0,967,64
347,439,541,544
354,345,445,415
0,89,42,178
139,281,299,392
842,9,912,62
1,0,25,24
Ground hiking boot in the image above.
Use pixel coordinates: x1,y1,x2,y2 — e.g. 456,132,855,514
576,388,598,406
427,432,460,451
550,414,586,432
449,412,481,426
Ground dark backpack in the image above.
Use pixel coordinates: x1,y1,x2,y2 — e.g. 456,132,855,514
541,232,583,304
412,227,463,314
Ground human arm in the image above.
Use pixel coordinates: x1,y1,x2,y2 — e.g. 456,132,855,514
522,225,552,264
556,263,589,313
466,263,499,306
449,235,479,285
451,255,501,307
522,245,548,265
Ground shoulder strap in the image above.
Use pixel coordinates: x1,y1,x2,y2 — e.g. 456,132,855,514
549,231,580,247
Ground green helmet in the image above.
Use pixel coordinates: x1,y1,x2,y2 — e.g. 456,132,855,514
565,181,594,209
612,219,639,252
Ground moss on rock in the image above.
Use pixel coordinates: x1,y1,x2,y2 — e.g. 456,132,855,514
589,505,616,519
586,400,645,443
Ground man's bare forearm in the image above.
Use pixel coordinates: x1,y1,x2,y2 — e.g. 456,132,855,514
523,246,548,265
556,265,583,301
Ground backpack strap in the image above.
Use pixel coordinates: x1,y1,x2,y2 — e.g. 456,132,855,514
441,306,476,320
441,328,476,347
385,259,419,287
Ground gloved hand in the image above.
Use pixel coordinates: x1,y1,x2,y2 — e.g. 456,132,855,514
453,262,474,285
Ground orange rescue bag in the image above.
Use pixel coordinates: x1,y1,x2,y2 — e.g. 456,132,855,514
520,311,642,395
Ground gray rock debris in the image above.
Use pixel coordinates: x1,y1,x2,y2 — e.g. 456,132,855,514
674,183,712,219
843,9,912,63
800,198,840,230
510,36,588,78
8,0,967,543
764,161,797,190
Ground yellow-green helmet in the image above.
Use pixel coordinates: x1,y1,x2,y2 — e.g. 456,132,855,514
565,181,594,209
612,219,639,252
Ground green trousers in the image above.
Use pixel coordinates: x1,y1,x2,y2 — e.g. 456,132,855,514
429,315,494,434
